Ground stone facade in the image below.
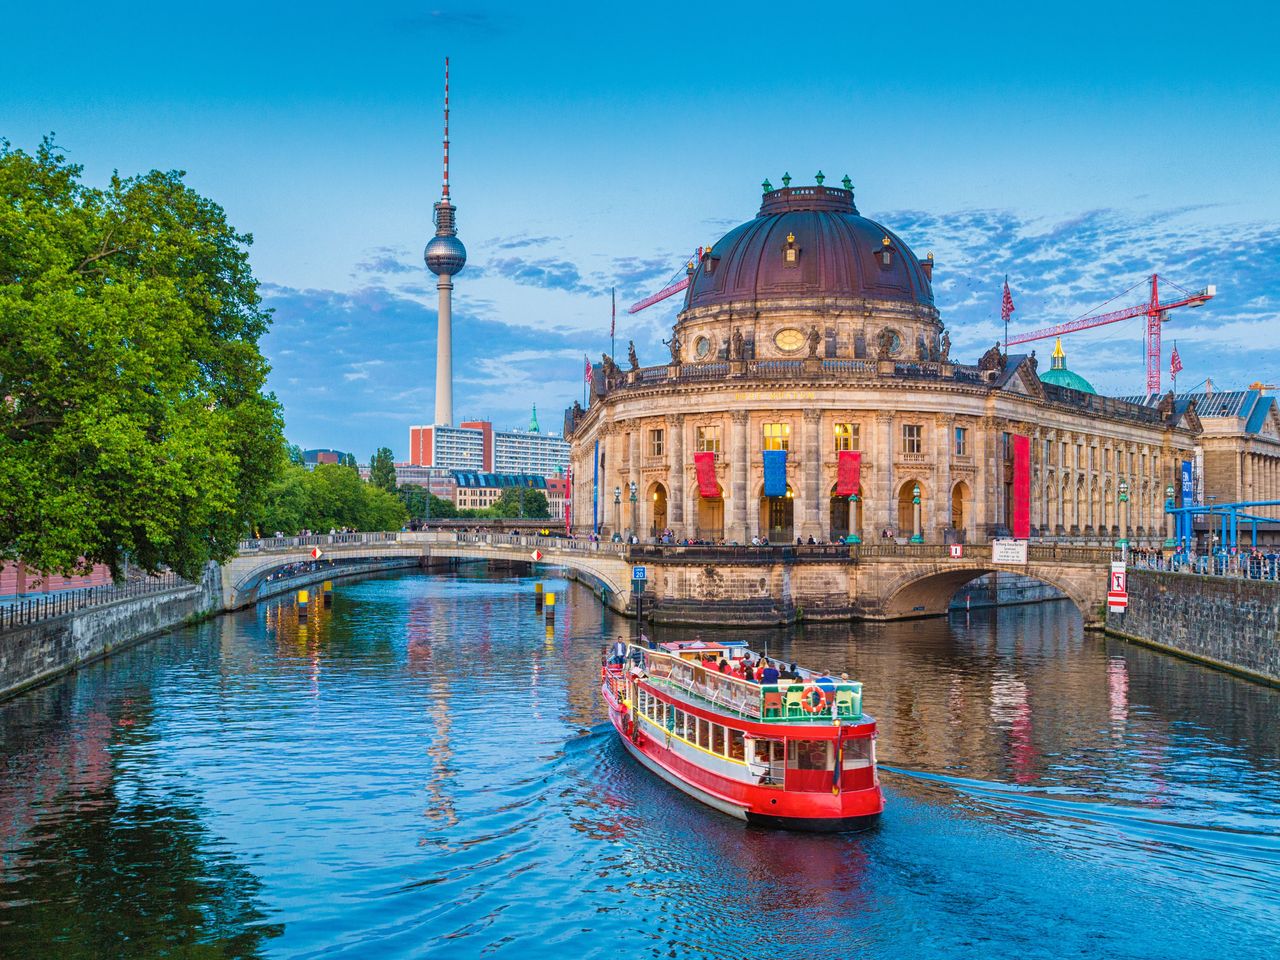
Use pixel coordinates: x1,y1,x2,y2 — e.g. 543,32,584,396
1107,570,1280,684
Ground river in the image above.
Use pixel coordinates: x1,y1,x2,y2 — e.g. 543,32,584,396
1,568,1277,959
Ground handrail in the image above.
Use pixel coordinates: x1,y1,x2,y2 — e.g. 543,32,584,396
1,573,188,630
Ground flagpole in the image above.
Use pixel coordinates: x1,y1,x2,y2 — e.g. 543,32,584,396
583,353,588,408
1003,274,1009,353
611,286,616,361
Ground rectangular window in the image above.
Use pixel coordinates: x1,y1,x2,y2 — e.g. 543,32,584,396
786,740,832,771
697,718,710,750
1089,447,1096,472
696,425,721,454
1045,439,1053,465
763,422,790,452
727,729,746,762
649,428,664,458
834,422,859,452
902,424,922,455
711,724,725,756
954,427,968,457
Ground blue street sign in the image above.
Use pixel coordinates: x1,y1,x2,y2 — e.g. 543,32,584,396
632,566,647,580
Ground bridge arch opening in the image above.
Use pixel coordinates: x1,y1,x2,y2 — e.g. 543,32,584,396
881,565,1084,622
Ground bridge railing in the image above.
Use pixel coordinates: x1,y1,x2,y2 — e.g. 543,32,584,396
238,532,403,553
1129,552,1280,582
1,572,188,630
445,531,629,557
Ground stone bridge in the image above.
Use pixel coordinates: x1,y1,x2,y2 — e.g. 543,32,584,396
229,533,1116,627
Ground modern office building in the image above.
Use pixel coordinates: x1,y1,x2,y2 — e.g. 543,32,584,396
409,410,569,478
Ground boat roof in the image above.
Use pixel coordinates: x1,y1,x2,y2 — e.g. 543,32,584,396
659,640,728,653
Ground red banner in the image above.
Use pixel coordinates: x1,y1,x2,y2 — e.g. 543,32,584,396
1012,434,1030,539
836,450,861,496
694,452,719,497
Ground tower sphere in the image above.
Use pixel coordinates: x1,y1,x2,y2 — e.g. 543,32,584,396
425,234,467,276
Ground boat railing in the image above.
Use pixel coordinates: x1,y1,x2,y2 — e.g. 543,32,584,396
635,647,864,723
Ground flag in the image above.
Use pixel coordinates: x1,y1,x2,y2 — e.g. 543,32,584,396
1170,344,1183,377
584,355,593,385
610,287,616,339
1001,278,1016,323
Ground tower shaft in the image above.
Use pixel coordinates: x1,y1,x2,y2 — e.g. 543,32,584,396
435,275,453,426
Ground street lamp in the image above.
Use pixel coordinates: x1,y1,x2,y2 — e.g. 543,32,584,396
846,487,861,544
909,483,923,543
1117,479,1130,555
613,486,622,541
629,480,638,541
1164,482,1177,548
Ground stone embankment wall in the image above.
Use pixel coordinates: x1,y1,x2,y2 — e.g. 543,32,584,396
0,564,223,700
1106,570,1280,685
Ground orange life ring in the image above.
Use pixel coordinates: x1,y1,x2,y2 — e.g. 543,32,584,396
801,683,826,714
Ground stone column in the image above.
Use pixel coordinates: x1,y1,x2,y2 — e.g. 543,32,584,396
936,415,953,540
875,413,895,537
667,413,685,534
800,408,822,540
729,410,750,543
628,429,640,538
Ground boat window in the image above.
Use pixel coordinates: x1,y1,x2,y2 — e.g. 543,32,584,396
711,724,725,755
787,740,832,771
636,689,647,716
698,718,710,750
842,736,873,768
728,729,745,761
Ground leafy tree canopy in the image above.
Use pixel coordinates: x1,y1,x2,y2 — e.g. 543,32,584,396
255,463,407,536
369,447,396,493
0,137,283,579
489,487,550,519
397,484,457,520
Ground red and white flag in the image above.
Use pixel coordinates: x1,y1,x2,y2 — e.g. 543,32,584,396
1001,279,1016,323
584,355,593,385
1170,344,1183,377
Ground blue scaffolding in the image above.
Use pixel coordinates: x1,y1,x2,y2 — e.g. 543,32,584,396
1166,498,1280,550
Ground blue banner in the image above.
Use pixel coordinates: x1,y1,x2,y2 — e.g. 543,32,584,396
593,439,600,533
763,449,788,497
1180,460,1192,508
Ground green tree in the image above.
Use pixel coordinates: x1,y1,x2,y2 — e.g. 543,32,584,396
253,464,407,535
0,137,283,579
396,484,457,520
286,443,305,466
369,447,397,493
339,452,358,470
490,487,550,519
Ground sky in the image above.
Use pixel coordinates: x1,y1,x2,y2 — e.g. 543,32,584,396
5,1,1280,461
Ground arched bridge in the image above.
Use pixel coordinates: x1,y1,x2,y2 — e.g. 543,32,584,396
229,533,1116,626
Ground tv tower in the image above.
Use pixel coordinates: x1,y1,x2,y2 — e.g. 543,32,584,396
424,56,466,426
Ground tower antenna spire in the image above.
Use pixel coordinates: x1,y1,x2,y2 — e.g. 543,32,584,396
442,56,450,200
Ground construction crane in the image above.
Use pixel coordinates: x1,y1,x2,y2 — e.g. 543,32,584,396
628,248,703,314
1006,274,1215,395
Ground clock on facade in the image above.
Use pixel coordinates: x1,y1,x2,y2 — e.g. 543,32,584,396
774,328,805,352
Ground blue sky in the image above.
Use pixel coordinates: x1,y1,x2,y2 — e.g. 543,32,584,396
5,1,1280,460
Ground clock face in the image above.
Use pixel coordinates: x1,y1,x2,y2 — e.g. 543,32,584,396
694,336,711,359
774,328,805,352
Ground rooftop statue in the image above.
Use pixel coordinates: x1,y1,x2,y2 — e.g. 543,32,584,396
628,340,639,371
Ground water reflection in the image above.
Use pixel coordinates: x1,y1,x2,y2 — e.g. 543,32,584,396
0,571,1277,959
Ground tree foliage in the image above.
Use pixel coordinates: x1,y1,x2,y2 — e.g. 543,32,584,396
397,484,457,520
369,447,397,493
0,137,283,579
489,487,550,519
254,463,407,535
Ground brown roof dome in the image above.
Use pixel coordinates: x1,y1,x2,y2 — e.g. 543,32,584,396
684,184,934,311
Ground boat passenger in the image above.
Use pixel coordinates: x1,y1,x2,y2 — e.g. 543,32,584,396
779,662,800,681
760,661,780,685
717,657,731,673
815,673,837,694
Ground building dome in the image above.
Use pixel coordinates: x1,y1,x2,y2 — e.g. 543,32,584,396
684,183,934,311
1039,338,1096,394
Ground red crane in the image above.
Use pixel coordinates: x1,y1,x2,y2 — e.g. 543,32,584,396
1006,274,1215,394
628,248,702,314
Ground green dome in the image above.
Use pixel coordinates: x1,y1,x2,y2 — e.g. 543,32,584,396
1040,338,1096,395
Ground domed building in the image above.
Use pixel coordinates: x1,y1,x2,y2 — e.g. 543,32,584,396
1038,338,1096,395
564,178,1201,546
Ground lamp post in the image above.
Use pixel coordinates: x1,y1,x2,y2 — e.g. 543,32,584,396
1117,479,1130,557
910,484,923,543
613,486,622,541
629,480,638,541
1164,482,1177,549
846,489,861,544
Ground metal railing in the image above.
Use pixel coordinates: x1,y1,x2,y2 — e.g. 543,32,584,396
238,531,402,552
1128,552,1280,583
2,573,188,629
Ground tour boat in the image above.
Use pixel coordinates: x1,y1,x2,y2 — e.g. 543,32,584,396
601,639,883,831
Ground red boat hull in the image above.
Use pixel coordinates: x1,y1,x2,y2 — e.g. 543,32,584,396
603,679,883,831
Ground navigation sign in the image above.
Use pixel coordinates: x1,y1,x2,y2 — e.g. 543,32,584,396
632,566,647,581
949,544,964,559
991,539,1027,565
530,549,543,562
310,547,323,560
1107,560,1128,612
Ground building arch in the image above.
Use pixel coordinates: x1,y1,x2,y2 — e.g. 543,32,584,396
829,481,863,541
647,481,668,536
950,480,971,537
757,482,795,542
696,481,725,541
897,480,925,539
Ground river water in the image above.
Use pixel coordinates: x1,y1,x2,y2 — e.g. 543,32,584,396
1,569,1277,959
